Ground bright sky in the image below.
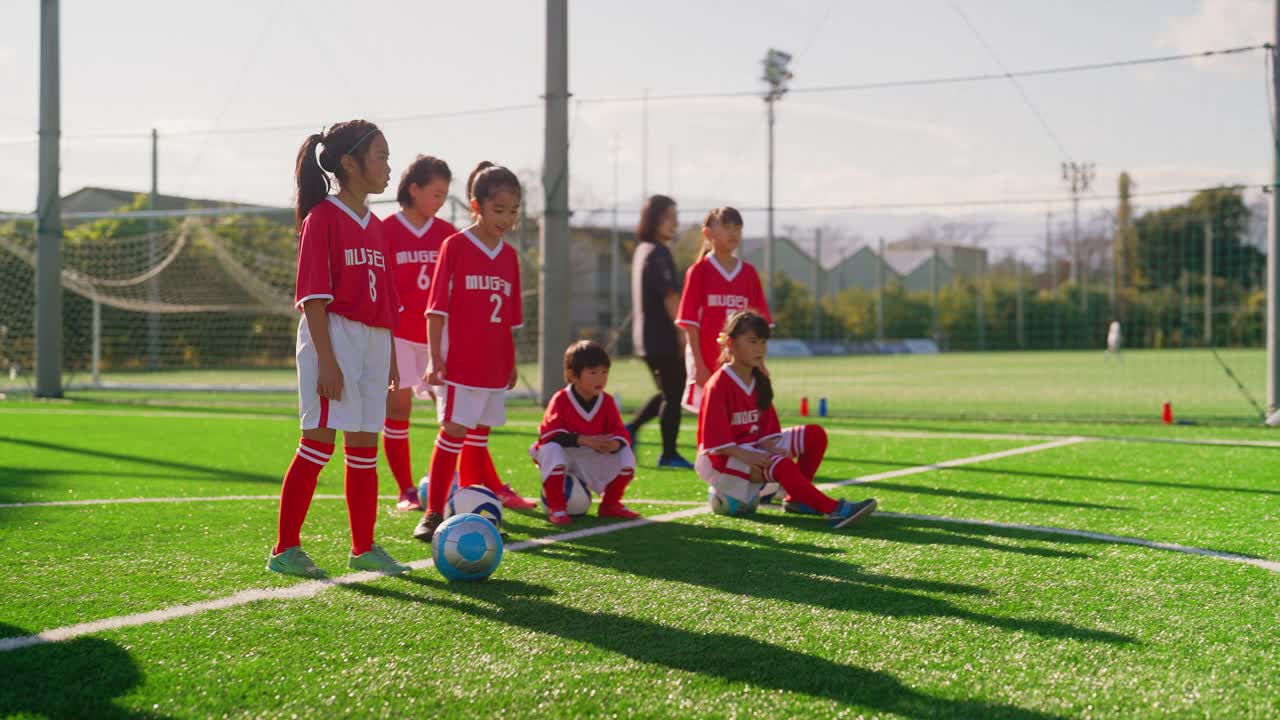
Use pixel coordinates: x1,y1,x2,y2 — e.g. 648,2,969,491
0,0,1272,258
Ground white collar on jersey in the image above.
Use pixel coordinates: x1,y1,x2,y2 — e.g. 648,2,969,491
463,229,506,260
565,385,603,421
326,195,372,229
707,253,742,282
394,212,434,238
721,365,756,395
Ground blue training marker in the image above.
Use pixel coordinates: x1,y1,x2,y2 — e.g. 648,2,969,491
818,398,828,417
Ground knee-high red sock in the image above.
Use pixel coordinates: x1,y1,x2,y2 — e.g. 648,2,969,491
344,445,379,556
770,456,838,514
541,470,568,513
274,438,334,555
460,427,505,491
427,430,464,514
794,425,828,482
601,468,635,508
382,418,413,492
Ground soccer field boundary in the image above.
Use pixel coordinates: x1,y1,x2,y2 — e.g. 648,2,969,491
0,438,1084,653
0,495,709,510
821,436,1092,488
5,406,1280,448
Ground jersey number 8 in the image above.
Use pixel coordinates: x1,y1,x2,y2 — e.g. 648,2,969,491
368,269,378,302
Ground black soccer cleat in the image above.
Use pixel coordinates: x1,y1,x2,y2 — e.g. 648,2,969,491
412,511,444,543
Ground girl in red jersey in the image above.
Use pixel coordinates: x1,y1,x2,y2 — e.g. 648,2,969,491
696,310,877,528
268,120,411,578
413,162,532,544
676,207,771,414
382,155,457,512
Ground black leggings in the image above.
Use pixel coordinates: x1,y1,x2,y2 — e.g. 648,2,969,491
630,354,686,457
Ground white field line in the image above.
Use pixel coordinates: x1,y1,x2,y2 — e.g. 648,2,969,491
0,434,1271,654
5,406,1280,447
0,495,704,510
875,511,1280,573
819,436,1092,488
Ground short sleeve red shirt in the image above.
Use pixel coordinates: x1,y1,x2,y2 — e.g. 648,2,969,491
383,212,457,343
425,230,523,389
294,196,398,329
676,255,771,372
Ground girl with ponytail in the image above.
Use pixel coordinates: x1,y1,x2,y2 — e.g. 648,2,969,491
269,120,413,578
695,310,878,528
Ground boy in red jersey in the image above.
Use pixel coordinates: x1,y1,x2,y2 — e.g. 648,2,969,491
382,155,457,511
530,341,639,526
697,310,876,528
412,162,534,544
269,120,411,578
677,207,771,414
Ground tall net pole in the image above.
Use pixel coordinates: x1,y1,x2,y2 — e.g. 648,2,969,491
35,0,62,398
1268,0,1280,416
538,0,571,405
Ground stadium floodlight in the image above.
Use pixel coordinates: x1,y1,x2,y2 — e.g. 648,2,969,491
761,48,792,310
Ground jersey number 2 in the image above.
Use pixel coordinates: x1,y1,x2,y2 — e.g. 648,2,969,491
489,293,502,323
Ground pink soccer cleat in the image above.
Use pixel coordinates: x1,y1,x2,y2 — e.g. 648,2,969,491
494,483,537,510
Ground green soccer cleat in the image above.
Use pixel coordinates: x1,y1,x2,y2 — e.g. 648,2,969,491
348,544,412,574
267,546,327,579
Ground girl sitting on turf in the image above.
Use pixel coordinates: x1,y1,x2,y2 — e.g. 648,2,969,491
530,341,639,525
696,310,877,527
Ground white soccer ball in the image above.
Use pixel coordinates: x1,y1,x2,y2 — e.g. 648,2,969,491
541,473,593,516
708,476,761,517
433,513,503,582
446,485,504,528
417,471,461,509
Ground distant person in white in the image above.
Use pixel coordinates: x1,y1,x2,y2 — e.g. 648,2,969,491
1105,320,1122,361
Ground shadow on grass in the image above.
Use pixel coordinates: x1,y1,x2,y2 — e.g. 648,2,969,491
348,578,1066,720
526,518,1129,646
0,436,281,491
821,455,1280,498
0,623,171,719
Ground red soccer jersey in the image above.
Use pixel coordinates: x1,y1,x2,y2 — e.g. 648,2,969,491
426,230,523,389
384,211,457,344
294,196,399,330
676,255,771,372
697,366,782,477
536,387,630,448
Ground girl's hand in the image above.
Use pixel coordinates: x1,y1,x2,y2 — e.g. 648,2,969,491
741,449,772,469
388,354,400,393
507,366,518,390
317,356,344,400
426,354,446,387
694,362,711,386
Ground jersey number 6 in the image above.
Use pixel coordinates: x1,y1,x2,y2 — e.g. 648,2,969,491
416,264,431,291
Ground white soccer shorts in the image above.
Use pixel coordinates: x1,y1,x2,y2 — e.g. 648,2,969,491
436,382,507,429
393,337,436,400
529,441,637,493
297,313,392,433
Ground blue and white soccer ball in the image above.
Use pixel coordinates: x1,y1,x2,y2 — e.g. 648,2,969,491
540,473,592,516
446,485,504,528
708,477,762,517
432,512,503,582
418,471,461,509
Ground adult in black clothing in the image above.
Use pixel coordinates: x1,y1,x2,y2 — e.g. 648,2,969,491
625,195,693,468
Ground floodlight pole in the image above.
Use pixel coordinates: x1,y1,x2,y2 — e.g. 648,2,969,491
762,48,792,311
539,0,571,405
1268,0,1280,415
35,0,62,398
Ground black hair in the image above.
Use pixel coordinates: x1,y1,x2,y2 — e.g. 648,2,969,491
396,155,452,208
294,119,382,229
637,194,677,244
467,161,522,204
700,206,744,258
717,310,773,411
564,340,612,382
